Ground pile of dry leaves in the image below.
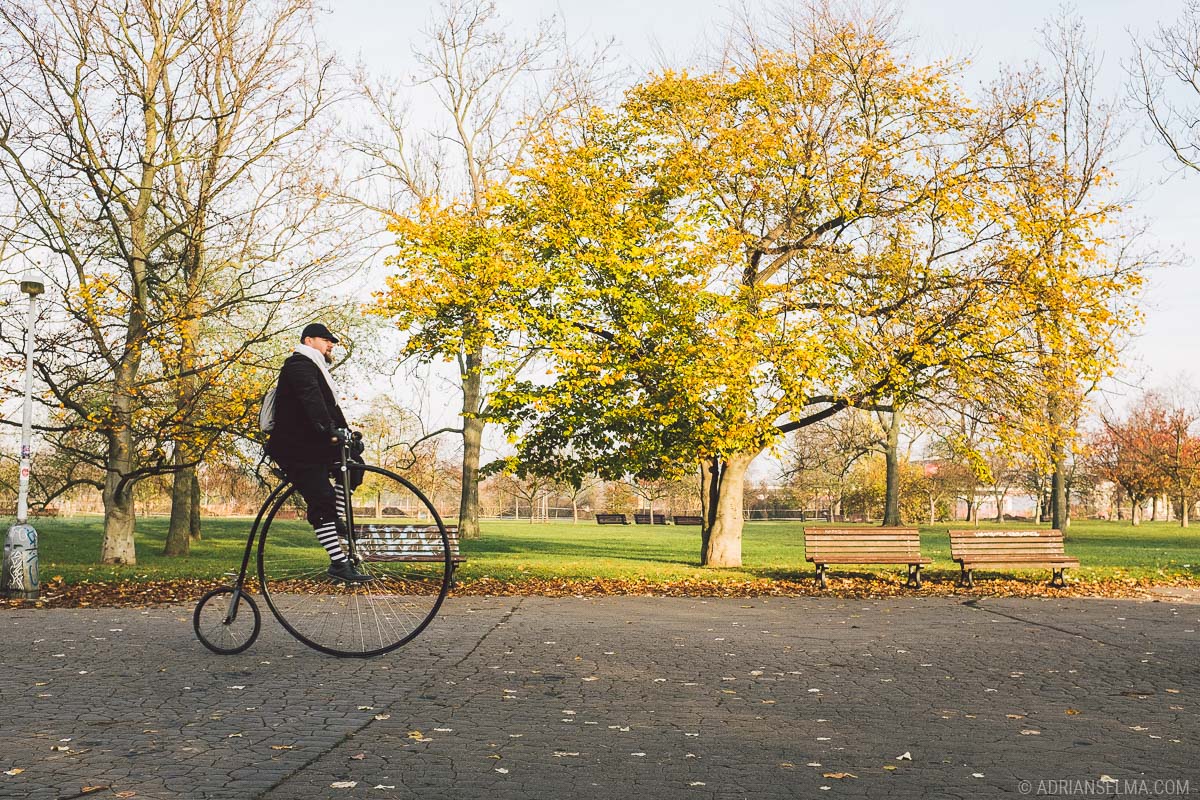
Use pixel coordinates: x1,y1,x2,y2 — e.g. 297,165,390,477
2,573,1196,609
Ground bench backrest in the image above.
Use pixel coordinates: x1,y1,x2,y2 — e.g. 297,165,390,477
595,513,627,524
948,529,1067,559
355,524,461,560
803,527,922,559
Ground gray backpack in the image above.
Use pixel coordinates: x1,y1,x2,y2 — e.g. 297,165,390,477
258,384,278,433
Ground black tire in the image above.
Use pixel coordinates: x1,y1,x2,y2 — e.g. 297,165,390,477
256,463,452,658
194,587,261,655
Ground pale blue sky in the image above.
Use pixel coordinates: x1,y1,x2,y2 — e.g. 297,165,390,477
320,0,1198,406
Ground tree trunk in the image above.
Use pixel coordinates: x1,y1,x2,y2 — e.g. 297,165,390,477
882,408,901,526
1151,495,1159,522
190,471,201,540
100,423,137,565
1131,499,1141,527
165,447,194,556
1179,485,1189,528
1048,392,1070,531
458,349,485,539
929,495,936,525
699,452,756,567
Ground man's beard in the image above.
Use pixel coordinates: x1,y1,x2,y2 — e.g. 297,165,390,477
324,351,334,365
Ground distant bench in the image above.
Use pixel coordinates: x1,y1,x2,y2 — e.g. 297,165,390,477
673,515,703,526
0,506,61,518
949,529,1079,588
354,525,464,583
595,513,629,525
353,507,411,517
634,513,667,525
803,527,930,589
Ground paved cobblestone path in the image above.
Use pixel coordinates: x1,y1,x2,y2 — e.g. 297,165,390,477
2,596,1197,799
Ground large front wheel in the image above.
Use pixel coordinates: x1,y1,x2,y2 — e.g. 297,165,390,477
256,464,453,658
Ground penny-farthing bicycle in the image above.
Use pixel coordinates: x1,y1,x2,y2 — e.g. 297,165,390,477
193,430,454,658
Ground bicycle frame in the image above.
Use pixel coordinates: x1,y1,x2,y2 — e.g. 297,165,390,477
221,434,361,624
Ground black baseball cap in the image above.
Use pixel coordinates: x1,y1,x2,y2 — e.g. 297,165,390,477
300,322,339,343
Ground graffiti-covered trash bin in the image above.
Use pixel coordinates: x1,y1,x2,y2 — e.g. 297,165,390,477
2,523,39,599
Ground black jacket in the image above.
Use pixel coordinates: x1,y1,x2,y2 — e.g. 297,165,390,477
266,353,348,465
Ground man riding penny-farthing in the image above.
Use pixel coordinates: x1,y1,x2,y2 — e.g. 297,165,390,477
192,322,453,658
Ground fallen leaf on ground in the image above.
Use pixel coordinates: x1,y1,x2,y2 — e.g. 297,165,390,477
823,773,856,779
896,752,912,761
4,769,23,776
330,781,357,789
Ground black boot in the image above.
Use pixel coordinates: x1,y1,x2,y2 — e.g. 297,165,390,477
327,559,373,583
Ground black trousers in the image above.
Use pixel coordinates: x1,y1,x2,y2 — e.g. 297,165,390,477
280,460,338,528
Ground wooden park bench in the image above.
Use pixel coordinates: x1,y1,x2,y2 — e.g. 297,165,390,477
634,513,667,525
673,515,703,526
803,527,930,589
948,529,1079,588
354,524,465,581
595,513,629,525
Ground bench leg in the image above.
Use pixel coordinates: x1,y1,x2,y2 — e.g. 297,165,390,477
958,563,968,587
816,564,827,589
958,566,974,589
906,564,922,589
1050,568,1066,588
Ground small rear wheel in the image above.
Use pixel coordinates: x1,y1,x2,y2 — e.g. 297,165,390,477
194,587,261,655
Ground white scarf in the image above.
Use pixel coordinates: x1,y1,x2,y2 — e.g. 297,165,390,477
294,343,339,400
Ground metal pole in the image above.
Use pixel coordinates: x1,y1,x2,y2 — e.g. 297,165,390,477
17,283,38,523
3,278,43,600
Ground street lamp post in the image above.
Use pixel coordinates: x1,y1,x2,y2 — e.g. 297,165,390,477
2,278,44,600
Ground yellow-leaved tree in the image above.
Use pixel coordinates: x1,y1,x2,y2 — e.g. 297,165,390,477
492,6,1141,567
364,0,604,538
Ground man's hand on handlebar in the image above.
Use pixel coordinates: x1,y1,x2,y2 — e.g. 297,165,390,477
330,427,365,456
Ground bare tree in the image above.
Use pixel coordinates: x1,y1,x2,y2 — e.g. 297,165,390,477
0,0,350,562
1130,1,1200,172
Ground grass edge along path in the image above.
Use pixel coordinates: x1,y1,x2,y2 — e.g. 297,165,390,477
4,516,1198,609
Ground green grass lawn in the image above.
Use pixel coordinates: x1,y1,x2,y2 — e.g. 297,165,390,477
26,515,1200,585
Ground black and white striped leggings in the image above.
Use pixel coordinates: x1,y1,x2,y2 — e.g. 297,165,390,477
281,460,351,563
